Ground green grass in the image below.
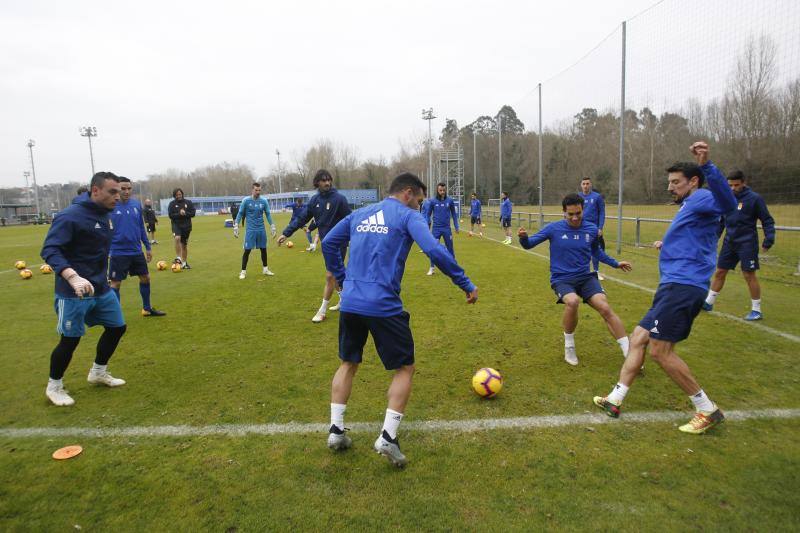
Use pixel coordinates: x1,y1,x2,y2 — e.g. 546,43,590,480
1,214,798,530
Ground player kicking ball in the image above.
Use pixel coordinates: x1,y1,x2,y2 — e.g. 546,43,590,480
233,182,276,278
322,172,478,467
518,193,632,366
593,141,737,434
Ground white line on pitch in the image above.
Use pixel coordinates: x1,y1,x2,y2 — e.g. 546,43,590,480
1,408,797,439
482,235,800,343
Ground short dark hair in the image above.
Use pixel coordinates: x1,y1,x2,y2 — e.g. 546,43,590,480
437,182,446,188
76,186,89,195
502,191,508,198
727,169,745,182
562,193,585,211
666,162,705,188
313,169,333,187
389,172,427,196
118,176,131,183
172,187,184,198
252,182,261,188
581,176,591,182
90,172,120,189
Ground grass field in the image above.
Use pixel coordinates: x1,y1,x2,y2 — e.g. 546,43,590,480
1,213,799,530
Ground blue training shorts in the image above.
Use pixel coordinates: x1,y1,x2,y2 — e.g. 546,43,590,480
55,290,126,337
717,240,759,271
109,254,149,281
552,273,605,304
501,217,512,228
339,311,414,370
243,229,267,250
639,283,706,343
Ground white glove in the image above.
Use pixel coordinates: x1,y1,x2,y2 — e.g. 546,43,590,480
270,224,277,238
233,224,239,238
67,274,95,298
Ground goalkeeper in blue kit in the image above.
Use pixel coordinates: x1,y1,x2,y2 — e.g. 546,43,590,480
234,182,276,279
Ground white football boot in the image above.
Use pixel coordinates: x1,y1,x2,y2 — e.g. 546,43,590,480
239,270,246,280
87,370,126,387
564,346,579,366
374,431,407,468
46,383,75,406
312,311,326,323
263,266,274,276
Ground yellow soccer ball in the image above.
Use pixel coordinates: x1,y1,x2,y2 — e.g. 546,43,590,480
40,264,53,274
19,268,33,279
481,223,486,228
14,260,26,270
171,262,182,273
286,241,294,248
156,260,168,271
472,367,503,398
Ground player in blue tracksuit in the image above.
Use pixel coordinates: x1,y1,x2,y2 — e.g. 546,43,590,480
423,182,459,275
518,194,632,366
579,177,606,275
278,169,352,322
500,192,513,244
40,172,128,407
234,182,276,278
469,192,483,236
594,142,737,435
108,177,165,317
704,170,776,320
286,198,315,248
322,172,478,467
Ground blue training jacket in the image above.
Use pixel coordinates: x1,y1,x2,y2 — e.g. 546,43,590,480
423,194,459,232
720,186,775,249
110,198,150,256
282,188,351,240
519,219,619,283
41,193,113,298
500,198,512,219
659,161,737,290
579,191,605,229
470,198,482,217
322,197,476,317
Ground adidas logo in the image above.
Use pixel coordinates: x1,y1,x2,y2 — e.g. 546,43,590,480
561,234,568,239
356,210,389,234
94,222,102,229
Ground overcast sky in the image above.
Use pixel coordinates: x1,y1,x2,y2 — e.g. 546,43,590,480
1,0,797,188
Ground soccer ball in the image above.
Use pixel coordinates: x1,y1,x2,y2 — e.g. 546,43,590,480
156,260,168,271
481,223,486,228
171,262,182,273
14,260,26,270
286,241,294,248
472,367,503,398
39,264,53,274
19,268,33,279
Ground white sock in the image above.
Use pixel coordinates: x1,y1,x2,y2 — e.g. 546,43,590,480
607,382,629,405
47,378,63,390
705,290,719,305
240,270,246,274
382,408,404,440
751,299,761,312
330,403,346,430
91,363,107,374
690,389,715,412
563,332,575,348
617,336,630,358
318,299,329,315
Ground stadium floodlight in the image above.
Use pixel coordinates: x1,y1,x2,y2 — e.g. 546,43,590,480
26,140,41,217
79,126,98,175
275,149,283,195
421,108,436,197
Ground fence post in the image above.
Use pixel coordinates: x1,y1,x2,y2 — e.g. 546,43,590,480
635,217,640,247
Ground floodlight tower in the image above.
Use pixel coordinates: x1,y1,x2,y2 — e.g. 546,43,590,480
275,149,283,194
27,140,41,217
23,171,31,207
497,113,503,197
79,126,98,175
422,108,436,197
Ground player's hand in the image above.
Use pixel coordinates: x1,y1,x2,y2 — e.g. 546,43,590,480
179,209,186,216
653,240,663,250
145,250,152,263
466,286,478,304
617,260,632,272
233,224,239,238
517,227,528,239
690,141,709,165
277,234,287,246
270,224,277,238
67,274,94,298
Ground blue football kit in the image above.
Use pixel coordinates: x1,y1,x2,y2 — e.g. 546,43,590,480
423,194,459,267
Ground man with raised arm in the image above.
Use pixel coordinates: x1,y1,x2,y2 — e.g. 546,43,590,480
593,142,737,434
